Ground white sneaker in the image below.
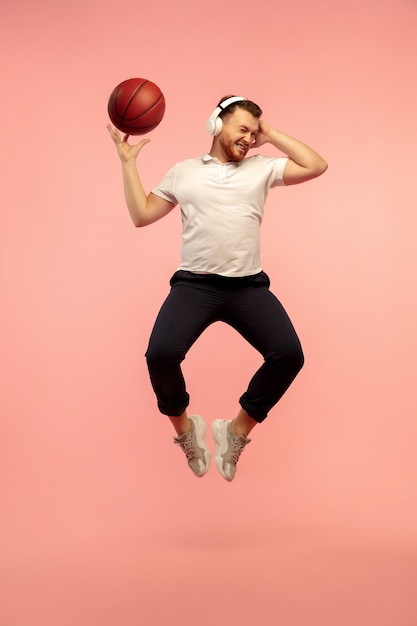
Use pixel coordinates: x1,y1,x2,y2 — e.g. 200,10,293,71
173,415,211,477
212,419,251,482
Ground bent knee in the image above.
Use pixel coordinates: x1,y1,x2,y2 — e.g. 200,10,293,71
145,344,184,370
268,343,304,374
294,346,305,373
284,344,304,374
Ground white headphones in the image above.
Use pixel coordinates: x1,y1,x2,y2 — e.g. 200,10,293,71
205,96,247,136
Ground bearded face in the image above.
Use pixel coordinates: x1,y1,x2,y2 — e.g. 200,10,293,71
215,109,260,162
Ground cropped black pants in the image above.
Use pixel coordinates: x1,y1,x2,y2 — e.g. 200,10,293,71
145,270,304,423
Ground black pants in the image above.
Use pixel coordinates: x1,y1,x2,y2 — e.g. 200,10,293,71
145,271,304,423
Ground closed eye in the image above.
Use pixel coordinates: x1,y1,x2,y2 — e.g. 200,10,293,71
239,126,258,139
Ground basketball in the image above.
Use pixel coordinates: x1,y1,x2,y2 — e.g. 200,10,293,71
107,78,165,135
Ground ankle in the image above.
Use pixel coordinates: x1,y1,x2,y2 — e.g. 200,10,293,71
169,413,191,436
230,419,248,438
231,410,257,437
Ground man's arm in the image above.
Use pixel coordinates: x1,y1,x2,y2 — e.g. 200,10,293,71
107,125,175,227
254,121,328,185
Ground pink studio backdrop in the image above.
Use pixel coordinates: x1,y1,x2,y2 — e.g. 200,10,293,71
1,1,416,625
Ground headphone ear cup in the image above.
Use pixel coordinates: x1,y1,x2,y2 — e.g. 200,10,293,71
206,107,221,135
205,117,216,135
205,113,223,136
213,116,223,136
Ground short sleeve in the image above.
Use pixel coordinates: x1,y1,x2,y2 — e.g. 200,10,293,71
151,165,178,205
270,157,289,187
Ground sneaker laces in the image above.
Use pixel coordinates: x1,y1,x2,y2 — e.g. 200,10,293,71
175,432,197,461
230,434,250,464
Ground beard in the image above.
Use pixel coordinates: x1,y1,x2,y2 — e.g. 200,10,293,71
218,135,248,162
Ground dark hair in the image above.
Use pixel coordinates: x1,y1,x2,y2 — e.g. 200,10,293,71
217,95,262,119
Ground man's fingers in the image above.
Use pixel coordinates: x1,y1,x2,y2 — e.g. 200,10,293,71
107,126,151,155
137,138,151,151
107,124,122,143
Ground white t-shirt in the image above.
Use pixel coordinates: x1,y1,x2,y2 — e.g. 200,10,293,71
152,153,288,277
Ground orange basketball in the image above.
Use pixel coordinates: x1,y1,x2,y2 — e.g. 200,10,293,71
107,77,165,135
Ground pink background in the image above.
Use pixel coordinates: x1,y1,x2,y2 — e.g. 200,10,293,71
1,0,416,624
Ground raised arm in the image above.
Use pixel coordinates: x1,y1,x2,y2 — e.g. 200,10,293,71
107,125,175,227
253,121,328,185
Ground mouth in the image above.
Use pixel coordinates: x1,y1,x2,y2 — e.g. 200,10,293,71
235,142,248,155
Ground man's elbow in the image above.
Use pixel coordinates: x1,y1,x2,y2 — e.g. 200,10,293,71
314,158,328,177
130,215,148,228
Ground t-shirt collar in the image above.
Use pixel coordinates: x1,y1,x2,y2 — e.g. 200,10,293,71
201,153,239,165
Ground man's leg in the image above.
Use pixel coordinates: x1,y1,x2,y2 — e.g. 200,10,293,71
228,282,304,424
145,278,221,417
212,274,304,480
145,274,221,476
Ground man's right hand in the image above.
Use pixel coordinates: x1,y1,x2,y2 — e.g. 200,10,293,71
107,124,150,163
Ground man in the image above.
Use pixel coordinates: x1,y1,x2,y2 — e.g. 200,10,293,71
108,95,327,481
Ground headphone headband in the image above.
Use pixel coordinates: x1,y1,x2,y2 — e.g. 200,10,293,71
218,96,247,111
205,96,247,136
